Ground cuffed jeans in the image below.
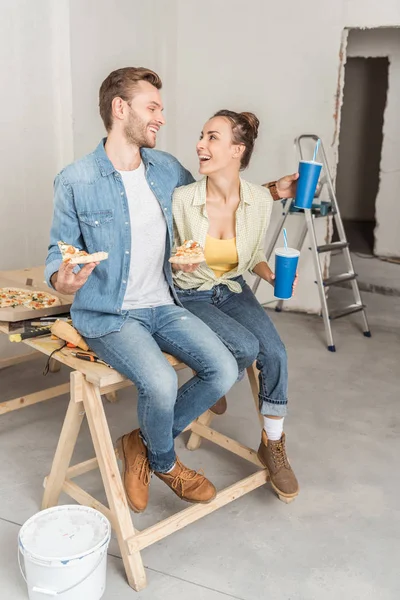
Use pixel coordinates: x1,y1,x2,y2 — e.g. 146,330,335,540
86,305,238,472
176,276,289,417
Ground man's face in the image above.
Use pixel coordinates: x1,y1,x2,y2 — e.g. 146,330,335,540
124,81,165,148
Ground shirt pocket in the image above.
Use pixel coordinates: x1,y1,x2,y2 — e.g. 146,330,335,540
78,209,114,254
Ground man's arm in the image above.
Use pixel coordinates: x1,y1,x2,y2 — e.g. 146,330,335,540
263,172,299,200
45,174,97,294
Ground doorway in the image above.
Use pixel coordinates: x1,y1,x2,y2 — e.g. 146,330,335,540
335,56,389,254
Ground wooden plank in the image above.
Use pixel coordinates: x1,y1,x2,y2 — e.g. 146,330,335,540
42,377,85,509
62,479,116,529
0,383,69,415
126,470,269,553
246,362,264,427
20,337,186,389
190,422,264,468
104,391,118,403
0,351,41,369
82,376,147,591
186,410,214,451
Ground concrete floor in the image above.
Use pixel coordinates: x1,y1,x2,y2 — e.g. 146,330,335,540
1,289,400,599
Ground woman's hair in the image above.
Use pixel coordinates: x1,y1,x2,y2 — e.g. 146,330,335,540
213,109,260,170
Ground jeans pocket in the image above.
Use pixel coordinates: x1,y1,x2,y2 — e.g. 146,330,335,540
78,209,114,253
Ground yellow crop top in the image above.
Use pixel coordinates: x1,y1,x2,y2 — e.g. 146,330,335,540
204,235,239,278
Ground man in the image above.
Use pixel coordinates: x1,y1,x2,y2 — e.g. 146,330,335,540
45,67,297,513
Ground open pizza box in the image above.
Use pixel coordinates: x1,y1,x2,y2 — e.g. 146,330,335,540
0,266,73,323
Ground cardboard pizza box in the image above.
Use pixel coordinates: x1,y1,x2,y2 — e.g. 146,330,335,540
0,266,73,322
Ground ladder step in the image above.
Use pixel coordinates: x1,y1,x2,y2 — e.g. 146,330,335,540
329,304,365,320
323,272,357,286
317,241,349,253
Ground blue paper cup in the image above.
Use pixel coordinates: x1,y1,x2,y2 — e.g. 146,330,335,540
294,160,322,209
274,248,300,300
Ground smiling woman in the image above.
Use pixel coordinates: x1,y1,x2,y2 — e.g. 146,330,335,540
172,108,300,503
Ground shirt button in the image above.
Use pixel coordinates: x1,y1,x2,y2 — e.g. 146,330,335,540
94,220,99,225
151,182,154,186
125,221,129,225
117,308,120,313
121,192,124,196
164,207,168,211
122,280,127,284
125,250,130,254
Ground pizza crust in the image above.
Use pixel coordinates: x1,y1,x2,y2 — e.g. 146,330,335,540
169,255,205,265
67,251,109,265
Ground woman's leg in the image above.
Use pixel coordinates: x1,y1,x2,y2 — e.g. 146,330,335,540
214,281,299,500
178,296,260,373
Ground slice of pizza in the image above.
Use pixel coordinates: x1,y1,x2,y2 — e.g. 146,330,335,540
169,240,205,265
58,241,108,265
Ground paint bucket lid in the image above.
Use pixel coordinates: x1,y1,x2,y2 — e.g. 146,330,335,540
19,505,111,563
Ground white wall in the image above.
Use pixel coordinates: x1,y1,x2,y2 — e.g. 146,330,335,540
68,0,157,159
1,0,399,290
157,0,400,310
0,0,65,272
346,28,400,257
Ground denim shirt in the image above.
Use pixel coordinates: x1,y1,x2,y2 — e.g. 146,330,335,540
45,139,194,338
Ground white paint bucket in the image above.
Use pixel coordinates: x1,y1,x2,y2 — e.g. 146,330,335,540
18,505,111,600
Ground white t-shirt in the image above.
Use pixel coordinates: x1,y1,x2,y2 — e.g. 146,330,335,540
119,162,173,309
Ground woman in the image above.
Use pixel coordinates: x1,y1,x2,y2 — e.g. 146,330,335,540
172,110,299,502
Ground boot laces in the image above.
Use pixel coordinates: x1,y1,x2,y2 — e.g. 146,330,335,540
171,463,204,494
131,454,151,486
271,438,290,469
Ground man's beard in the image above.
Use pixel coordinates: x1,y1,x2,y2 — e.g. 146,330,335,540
124,108,154,148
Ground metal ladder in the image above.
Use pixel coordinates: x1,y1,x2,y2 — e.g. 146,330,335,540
252,134,371,352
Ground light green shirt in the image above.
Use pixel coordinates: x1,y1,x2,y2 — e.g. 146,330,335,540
172,177,273,293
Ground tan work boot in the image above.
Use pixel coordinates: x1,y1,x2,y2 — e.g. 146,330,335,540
155,457,216,504
116,429,151,513
257,431,299,503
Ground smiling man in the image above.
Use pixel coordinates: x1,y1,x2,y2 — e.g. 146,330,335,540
45,67,242,513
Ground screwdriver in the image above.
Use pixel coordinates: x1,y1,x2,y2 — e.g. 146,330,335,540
71,352,113,368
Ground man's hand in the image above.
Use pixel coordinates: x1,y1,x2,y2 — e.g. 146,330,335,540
51,260,98,295
171,262,200,274
276,172,299,199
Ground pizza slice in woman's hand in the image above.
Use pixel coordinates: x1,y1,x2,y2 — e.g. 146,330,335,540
169,240,205,265
57,241,108,265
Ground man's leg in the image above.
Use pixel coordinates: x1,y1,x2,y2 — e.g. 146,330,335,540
153,305,239,437
86,314,179,511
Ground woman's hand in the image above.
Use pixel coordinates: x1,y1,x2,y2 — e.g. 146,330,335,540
268,271,299,295
171,263,200,273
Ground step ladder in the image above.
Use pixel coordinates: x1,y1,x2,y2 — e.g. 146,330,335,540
252,134,371,352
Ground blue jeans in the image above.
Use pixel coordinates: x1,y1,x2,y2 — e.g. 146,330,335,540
86,305,238,472
176,276,288,417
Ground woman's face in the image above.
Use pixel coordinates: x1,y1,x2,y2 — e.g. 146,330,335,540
196,116,242,176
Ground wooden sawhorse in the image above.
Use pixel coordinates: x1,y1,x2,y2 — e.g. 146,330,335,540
42,357,273,591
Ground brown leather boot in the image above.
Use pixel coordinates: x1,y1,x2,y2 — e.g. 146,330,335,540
209,396,227,415
257,431,299,502
116,429,151,513
155,457,216,504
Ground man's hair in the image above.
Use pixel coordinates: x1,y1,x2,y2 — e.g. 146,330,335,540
99,67,162,131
